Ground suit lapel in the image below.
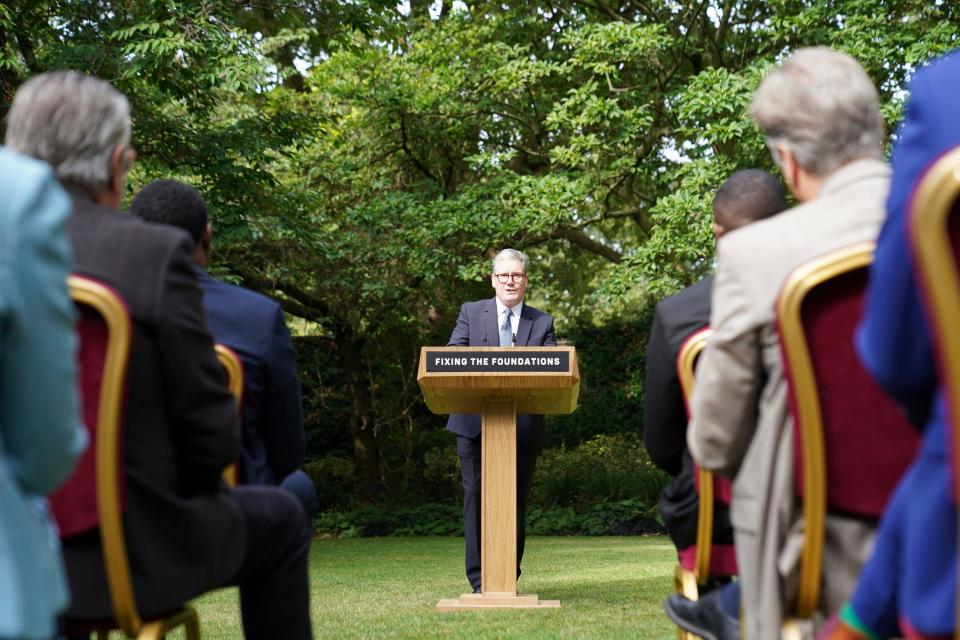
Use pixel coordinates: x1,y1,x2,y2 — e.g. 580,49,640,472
484,298,499,346
516,304,533,346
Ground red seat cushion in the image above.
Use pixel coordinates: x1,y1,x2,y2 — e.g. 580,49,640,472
49,304,125,537
790,268,919,517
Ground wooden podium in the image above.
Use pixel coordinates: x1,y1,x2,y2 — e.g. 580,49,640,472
417,346,580,610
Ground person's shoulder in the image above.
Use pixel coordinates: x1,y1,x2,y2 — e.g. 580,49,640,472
0,148,51,187
461,298,493,313
656,276,712,315
915,48,960,88
203,274,281,317
0,150,62,221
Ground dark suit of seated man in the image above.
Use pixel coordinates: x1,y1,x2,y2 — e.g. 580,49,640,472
446,248,556,593
129,179,317,520
646,170,787,556
647,170,787,640
5,71,313,639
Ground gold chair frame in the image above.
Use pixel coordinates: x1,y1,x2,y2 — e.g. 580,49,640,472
215,344,244,488
774,243,875,638
69,275,200,640
906,146,960,640
672,327,714,639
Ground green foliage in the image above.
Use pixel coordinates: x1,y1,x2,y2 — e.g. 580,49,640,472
527,500,663,536
316,503,462,538
303,457,355,512
532,434,669,511
548,318,653,445
5,0,960,505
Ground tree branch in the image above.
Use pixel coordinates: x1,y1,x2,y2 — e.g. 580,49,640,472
397,111,441,185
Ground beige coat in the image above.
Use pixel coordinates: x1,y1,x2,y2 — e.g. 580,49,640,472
688,159,891,639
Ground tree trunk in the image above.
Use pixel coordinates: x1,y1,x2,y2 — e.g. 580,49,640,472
334,323,382,503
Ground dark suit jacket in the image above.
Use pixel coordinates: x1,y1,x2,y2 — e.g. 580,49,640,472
62,189,245,618
644,276,712,475
445,298,556,445
196,267,304,485
643,276,731,551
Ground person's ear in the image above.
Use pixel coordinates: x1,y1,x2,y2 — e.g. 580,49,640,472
777,143,800,196
107,144,135,206
109,145,125,195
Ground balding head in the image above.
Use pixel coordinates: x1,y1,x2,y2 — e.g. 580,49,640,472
713,169,787,237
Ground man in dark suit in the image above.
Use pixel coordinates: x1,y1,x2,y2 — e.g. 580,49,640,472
129,179,316,519
645,169,787,555
647,170,786,640
5,71,312,639
447,248,556,593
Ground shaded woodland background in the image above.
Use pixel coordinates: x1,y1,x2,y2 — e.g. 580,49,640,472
2,0,957,533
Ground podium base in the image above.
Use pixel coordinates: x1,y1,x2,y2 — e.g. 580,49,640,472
435,592,561,610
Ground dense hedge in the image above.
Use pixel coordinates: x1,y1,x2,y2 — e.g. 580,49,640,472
313,433,669,537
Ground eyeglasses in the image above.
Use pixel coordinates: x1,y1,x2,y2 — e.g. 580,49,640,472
494,273,527,284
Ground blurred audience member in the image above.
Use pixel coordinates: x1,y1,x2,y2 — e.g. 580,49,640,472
652,169,786,640
130,179,316,519
646,168,786,554
821,48,960,640
6,71,312,639
0,148,87,639
687,47,888,639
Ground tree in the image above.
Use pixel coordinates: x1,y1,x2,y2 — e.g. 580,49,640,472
3,0,958,503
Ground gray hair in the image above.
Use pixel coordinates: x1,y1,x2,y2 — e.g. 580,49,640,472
492,248,528,273
5,71,131,192
750,47,883,177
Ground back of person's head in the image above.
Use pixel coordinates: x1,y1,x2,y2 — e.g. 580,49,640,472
750,47,883,177
130,179,208,244
5,71,131,193
713,169,788,235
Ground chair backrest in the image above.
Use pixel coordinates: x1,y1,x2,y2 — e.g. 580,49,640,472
777,242,919,617
909,145,960,478
675,327,736,583
52,275,146,635
215,344,244,487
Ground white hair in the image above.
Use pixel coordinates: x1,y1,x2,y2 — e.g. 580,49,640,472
750,47,883,177
5,71,131,192
492,248,528,273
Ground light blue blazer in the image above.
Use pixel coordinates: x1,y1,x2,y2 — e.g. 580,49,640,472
0,148,86,639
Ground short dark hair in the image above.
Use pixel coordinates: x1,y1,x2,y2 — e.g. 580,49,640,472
712,169,787,232
130,179,208,244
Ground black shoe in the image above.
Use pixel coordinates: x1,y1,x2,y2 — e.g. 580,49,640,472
663,590,740,640
472,585,481,594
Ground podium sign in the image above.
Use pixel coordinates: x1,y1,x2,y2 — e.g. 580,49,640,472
418,346,579,610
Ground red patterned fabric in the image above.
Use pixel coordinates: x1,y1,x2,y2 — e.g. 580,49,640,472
680,330,737,577
677,542,738,576
787,268,919,517
49,304,126,537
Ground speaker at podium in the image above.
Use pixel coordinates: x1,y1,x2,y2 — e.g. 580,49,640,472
417,345,580,610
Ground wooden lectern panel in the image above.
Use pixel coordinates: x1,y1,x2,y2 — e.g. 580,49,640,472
481,399,517,595
417,346,579,415
422,346,575,611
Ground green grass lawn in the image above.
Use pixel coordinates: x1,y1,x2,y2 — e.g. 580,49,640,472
163,536,679,639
